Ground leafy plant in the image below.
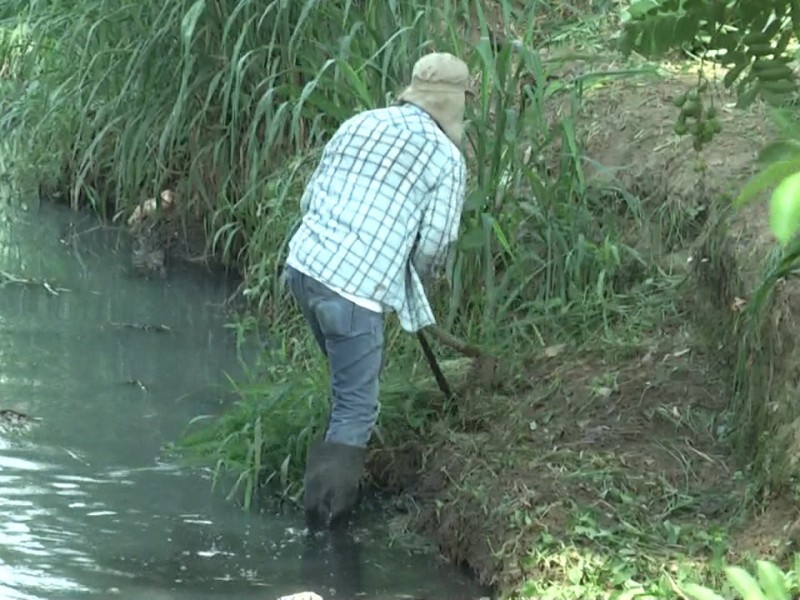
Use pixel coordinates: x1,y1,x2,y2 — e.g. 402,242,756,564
734,106,800,244
168,350,330,510
618,0,800,152
682,558,800,600
610,0,800,249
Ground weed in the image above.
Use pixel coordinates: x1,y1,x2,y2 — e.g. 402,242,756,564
167,331,330,510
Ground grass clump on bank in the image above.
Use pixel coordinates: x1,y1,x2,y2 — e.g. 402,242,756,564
4,0,800,597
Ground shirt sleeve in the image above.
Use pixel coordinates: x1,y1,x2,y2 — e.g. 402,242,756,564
412,158,467,282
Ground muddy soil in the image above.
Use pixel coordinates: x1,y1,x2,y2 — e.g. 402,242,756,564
369,322,743,589
366,64,798,593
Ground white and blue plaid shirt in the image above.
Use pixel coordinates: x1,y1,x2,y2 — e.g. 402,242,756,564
285,103,467,332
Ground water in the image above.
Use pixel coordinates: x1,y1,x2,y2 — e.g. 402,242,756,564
0,199,487,600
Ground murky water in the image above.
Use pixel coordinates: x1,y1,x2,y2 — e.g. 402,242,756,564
0,198,487,600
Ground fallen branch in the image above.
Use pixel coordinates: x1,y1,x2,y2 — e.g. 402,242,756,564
109,321,173,334
0,270,71,295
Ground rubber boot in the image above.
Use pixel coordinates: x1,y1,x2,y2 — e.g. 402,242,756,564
304,439,367,530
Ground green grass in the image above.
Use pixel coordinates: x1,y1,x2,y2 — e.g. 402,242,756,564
512,536,800,600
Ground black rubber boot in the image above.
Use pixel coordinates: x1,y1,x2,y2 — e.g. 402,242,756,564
304,439,367,530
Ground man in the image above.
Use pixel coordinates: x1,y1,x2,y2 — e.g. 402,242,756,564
283,52,470,529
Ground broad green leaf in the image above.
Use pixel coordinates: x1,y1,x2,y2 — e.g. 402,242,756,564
628,0,661,19
618,29,636,56
769,170,800,245
725,565,768,600
653,15,679,56
758,140,800,165
734,159,800,207
566,565,583,584
755,560,790,600
769,108,800,142
680,582,727,600
675,13,702,44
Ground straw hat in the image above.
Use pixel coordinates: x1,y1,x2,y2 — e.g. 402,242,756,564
397,52,470,147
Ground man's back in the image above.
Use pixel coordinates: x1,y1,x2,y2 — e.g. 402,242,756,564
286,52,471,531
286,102,466,332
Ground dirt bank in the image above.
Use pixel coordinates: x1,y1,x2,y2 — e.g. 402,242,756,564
369,333,739,589
365,63,800,596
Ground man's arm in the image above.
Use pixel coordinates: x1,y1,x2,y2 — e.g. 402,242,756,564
412,159,467,283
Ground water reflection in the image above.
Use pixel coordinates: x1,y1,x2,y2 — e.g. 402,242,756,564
0,199,487,599
300,528,364,599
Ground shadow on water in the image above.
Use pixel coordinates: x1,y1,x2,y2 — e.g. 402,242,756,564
0,197,489,600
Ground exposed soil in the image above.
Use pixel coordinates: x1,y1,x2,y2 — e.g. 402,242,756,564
366,62,800,594
727,496,800,564
369,323,744,590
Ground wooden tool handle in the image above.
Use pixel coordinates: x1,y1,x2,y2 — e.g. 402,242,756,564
424,325,488,359
416,331,454,400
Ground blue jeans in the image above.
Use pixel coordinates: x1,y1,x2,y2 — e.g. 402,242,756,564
284,266,384,448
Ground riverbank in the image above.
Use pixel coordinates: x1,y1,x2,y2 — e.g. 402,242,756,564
358,64,800,597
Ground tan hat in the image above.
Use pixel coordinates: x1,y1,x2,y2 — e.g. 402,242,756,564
397,52,470,147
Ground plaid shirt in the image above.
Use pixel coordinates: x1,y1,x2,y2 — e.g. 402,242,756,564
285,103,467,332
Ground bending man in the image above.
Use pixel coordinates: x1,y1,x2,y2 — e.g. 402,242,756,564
283,52,470,529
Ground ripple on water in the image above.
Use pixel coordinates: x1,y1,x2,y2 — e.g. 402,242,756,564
0,454,47,471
